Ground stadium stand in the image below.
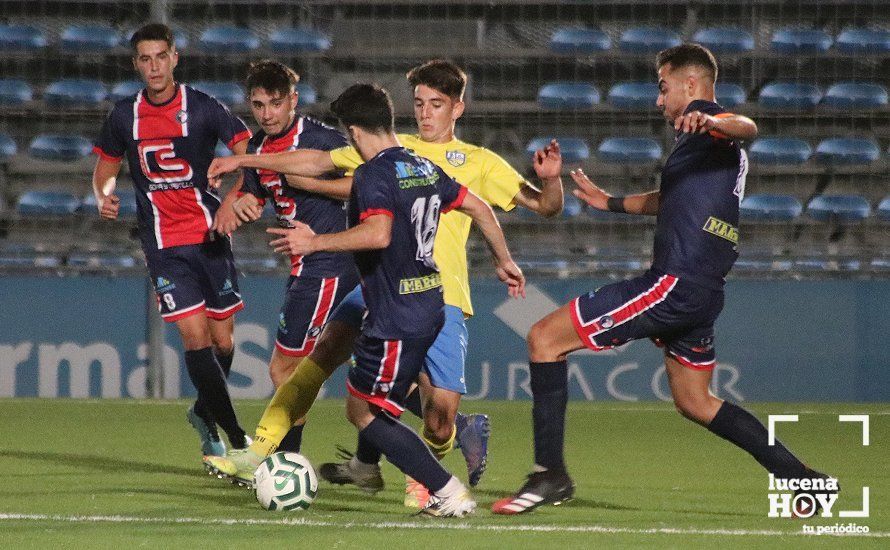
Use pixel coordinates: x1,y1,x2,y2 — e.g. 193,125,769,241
16,190,81,216
191,81,244,107
822,82,888,109
549,27,611,54
597,137,662,164
525,137,589,163
813,137,881,166
740,194,803,221
807,195,871,222
0,79,33,105
60,24,120,51
267,27,331,53
770,28,833,54
834,27,890,54
199,25,260,53
110,80,144,102
748,137,812,164
44,79,107,107
715,83,747,108
0,134,17,160
607,82,659,110
619,27,681,53
0,24,47,51
537,82,600,110
692,27,754,53
878,196,890,221
758,82,822,110
28,135,93,162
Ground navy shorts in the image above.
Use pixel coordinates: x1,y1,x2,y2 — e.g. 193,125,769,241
570,270,724,370
346,331,440,417
275,272,359,357
145,239,243,323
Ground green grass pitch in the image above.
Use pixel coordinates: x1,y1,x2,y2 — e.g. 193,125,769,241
0,399,886,548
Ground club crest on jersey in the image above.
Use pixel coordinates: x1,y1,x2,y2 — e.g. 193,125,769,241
175,110,188,124
598,315,615,329
156,277,175,292
218,278,234,296
278,313,287,333
446,150,466,167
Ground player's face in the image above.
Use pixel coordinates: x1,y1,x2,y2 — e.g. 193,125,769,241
413,84,464,143
133,40,178,94
249,87,297,136
656,64,691,125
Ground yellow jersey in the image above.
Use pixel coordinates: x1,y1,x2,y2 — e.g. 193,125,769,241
329,134,527,316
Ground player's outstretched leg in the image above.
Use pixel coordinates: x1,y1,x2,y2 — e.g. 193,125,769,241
186,404,225,457
317,438,385,494
454,411,490,487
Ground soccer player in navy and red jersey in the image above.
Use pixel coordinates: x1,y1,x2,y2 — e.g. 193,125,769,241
226,59,359,453
493,44,833,515
91,23,251,458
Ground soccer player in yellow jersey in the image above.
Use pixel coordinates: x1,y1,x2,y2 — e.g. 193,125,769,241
204,61,563,499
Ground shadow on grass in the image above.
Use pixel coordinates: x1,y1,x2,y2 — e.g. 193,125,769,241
0,449,197,477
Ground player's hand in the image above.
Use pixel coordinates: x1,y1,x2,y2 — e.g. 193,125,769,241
97,194,120,220
267,222,316,256
207,156,242,189
675,111,719,134
570,168,609,210
231,194,264,224
496,260,526,299
211,203,242,236
533,139,563,179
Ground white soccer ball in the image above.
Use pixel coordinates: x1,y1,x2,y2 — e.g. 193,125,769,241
254,451,318,511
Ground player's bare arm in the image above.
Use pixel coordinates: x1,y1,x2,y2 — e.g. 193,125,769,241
208,148,337,188
285,175,354,201
231,193,264,224
457,191,526,299
571,168,659,216
512,138,564,217
92,156,123,221
267,213,392,256
675,111,758,140
212,139,250,235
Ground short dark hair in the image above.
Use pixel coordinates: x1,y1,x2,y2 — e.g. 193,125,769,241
329,83,394,134
246,59,299,97
406,59,467,101
656,43,718,81
130,23,175,52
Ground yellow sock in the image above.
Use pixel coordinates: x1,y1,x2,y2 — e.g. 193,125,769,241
250,357,330,456
422,425,456,461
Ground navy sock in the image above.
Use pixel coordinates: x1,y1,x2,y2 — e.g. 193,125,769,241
277,424,305,453
184,347,245,446
359,413,451,492
355,431,383,464
708,401,808,479
404,386,423,419
215,349,234,378
529,360,569,472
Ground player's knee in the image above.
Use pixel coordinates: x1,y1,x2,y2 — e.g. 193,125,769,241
527,320,552,360
424,410,455,444
673,395,711,424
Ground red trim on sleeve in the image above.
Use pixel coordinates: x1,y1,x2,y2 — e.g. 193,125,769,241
92,146,123,163
359,208,394,221
226,129,252,150
441,185,469,214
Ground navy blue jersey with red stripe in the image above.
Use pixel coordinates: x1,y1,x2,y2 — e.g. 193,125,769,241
349,147,467,340
241,116,355,278
94,84,251,251
652,99,748,290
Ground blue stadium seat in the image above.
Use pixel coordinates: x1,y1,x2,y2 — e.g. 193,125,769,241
525,137,589,163
0,134,17,161
607,82,658,110
740,194,803,221
17,191,81,216
716,83,747,108
191,81,245,107
68,253,137,269
0,24,48,51
814,137,880,166
748,137,812,164
0,79,33,105
44,79,107,107
561,194,584,218
692,27,754,53
215,141,232,158
822,82,888,109
877,196,890,221
296,82,317,105
110,80,144,102
619,27,680,53
199,26,260,53
549,27,611,54
758,82,821,110
770,28,832,54
268,27,331,52
61,25,121,51
807,195,870,222
29,134,93,161
835,28,890,54
597,137,662,163
537,82,600,110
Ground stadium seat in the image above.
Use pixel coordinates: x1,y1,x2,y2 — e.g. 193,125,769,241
296,82,317,105
807,195,870,222
607,82,658,110
525,137,589,163
878,196,890,221
537,82,600,110
268,27,331,52
758,82,822,110
835,27,890,54
597,137,662,163
814,137,880,166
692,27,755,53
0,24,48,51
770,28,832,54
67,253,137,269
562,194,583,218
61,25,121,51
748,137,812,164
0,134,17,161
214,141,232,158
110,80,144,102
29,134,93,161
549,27,611,53
191,81,245,107
0,79,33,105
716,83,747,108
619,27,681,53
199,26,260,53
17,191,81,216
822,82,888,109
739,194,803,221
44,79,107,107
